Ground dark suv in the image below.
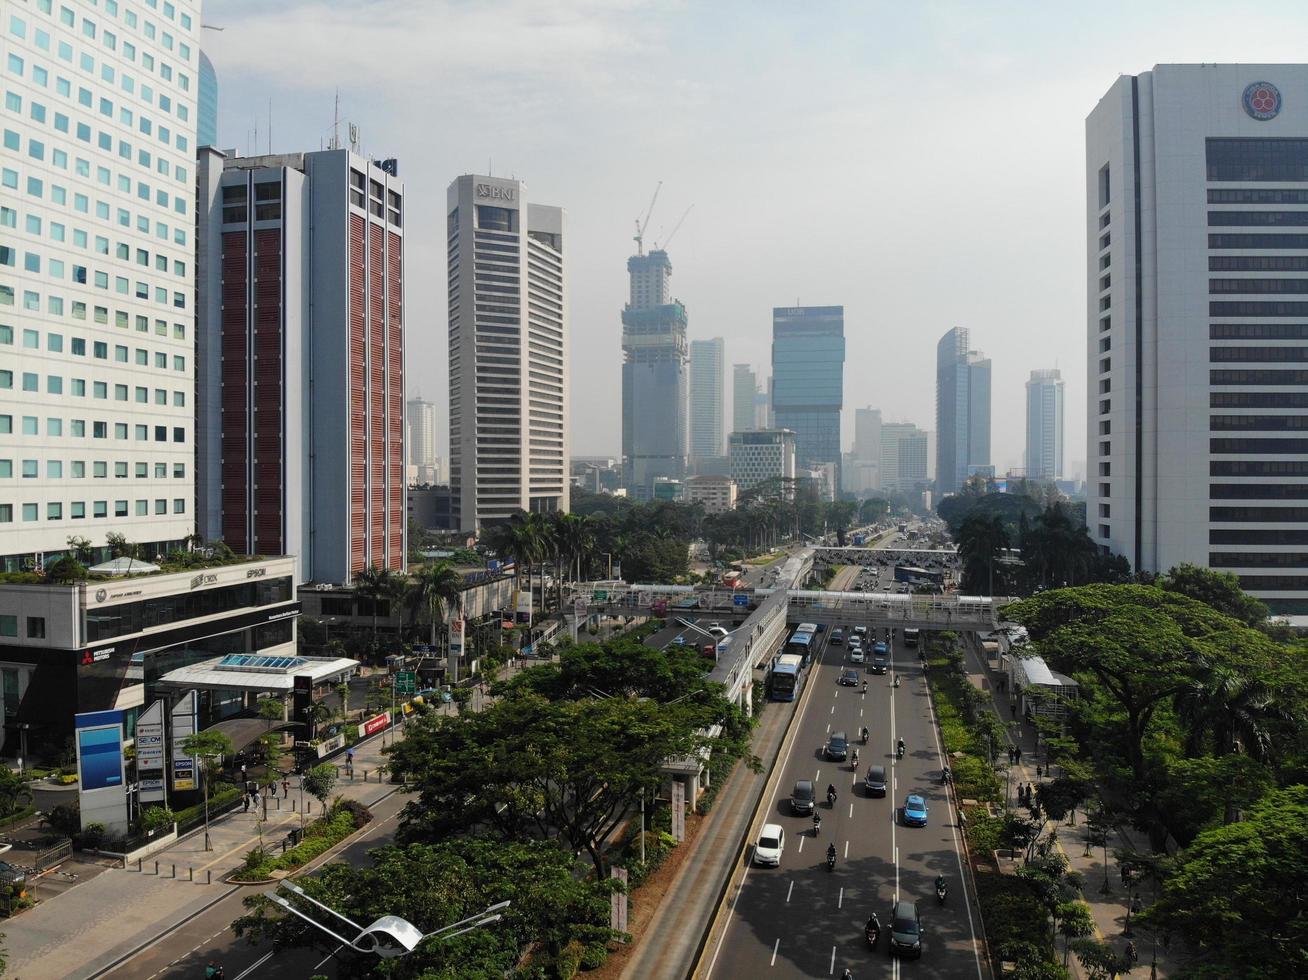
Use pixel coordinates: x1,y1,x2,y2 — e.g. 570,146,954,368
825,731,849,761
791,779,815,815
888,899,922,958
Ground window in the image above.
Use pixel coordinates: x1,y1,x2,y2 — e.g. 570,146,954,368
0,616,14,637
173,498,185,514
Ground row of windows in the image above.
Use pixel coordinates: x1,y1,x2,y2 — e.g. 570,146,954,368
0,457,185,479
1212,369,1308,385
1211,460,1308,475
1206,138,1308,182
1211,438,1308,453
1208,188,1308,204
1208,211,1308,226
0,281,186,317
0,338,186,372
0,613,45,638
1210,323,1308,339
0,246,186,300
1236,575,1308,591
1211,346,1308,362
1208,233,1308,249
0,200,187,270
2,163,189,249
1210,484,1308,499
1212,506,1308,522
86,577,295,643
0,497,186,523
1212,529,1308,544
1210,302,1308,317
0,411,184,438
28,0,197,59
1209,255,1308,272
1211,552,1308,567
1210,415,1308,430
1211,391,1308,407
1210,278,1308,293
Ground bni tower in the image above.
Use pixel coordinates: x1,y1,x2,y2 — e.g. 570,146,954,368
622,250,688,498
1087,64,1308,613
771,307,845,482
447,176,568,531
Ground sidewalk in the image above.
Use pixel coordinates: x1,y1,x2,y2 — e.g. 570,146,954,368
961,637,1170,977
5,731,399,980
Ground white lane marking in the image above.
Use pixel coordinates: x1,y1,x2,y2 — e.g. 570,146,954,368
848,802,853,818
831,704,835,715
232,951,276,980
815,768,821,782
797,833,804,853
843,839,849,859
829,946,836,975
786,879,794,903
838,886,844,909
771,938,780,965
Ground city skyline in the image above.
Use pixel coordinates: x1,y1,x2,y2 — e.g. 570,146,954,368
196,3,1308,478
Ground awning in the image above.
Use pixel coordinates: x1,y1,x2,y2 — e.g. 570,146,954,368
156,654,360,693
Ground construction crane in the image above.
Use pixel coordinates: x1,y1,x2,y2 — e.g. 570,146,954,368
656,205,694,252
633,181,662,256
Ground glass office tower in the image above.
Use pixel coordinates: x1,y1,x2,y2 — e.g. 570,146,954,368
771,306,845,482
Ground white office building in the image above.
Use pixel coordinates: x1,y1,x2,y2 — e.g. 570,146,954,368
1087,64,1308,613
728,428,796,492
1025,369,1065,481
690,337,724,460
1,1,200,571
447,175,568,531
408,396,438,484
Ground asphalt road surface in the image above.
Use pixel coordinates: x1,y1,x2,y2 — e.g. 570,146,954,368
704,622,987,980
100,789,408,980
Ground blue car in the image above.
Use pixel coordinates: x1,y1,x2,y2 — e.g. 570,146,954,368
902,794,929,827
873,641,889,656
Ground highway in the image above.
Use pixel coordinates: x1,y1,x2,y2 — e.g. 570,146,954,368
703,619,988,980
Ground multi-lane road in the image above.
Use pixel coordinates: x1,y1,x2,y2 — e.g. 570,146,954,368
704,620,988,979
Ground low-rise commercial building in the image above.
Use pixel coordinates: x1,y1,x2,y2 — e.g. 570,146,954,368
685,475,738,514
729,429,796,492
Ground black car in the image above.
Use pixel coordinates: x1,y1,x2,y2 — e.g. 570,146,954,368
888,899,922,958
864,765,888,796
826,731,849,761
791,779,815,815
871,656,889,674
839,668,860,687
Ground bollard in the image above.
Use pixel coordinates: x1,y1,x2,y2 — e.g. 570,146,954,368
154,861,159,875
207,869,212,884
172,863,176,878
189,866,194,881
137,858,142,872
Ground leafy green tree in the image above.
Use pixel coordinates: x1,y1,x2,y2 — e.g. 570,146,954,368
955,513,1009,594
181,729,235,769
44,555,89,583
302,763,338,809
1070,938,1133,980
232,838,620,978
388,691,720,879
141,805,177,835
1158,562,1270,627
0,769,33,823
507,638,711,703
1144,784,1308,977
1056,902,1094,967
409,561,463,647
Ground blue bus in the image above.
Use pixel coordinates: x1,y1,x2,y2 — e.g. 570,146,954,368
785,625,817,666
769,653,805,701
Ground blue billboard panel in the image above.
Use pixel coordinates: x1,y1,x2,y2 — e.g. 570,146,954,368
77,725,124,790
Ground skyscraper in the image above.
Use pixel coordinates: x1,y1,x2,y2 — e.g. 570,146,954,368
732,363,758,434
198,51,219,148
621,250,687,498
845,407,882,493
690,338,725,461
772,307,845,482
447,175,568,530
1,3,200,572
1025,369,1065,481
408,397,438,484
197,148,406,583
1087,64,1308,612
881,423,930,492
935,327,992,493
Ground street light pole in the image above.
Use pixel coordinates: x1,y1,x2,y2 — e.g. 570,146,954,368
201,757,212,851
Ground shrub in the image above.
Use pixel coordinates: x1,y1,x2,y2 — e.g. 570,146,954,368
80,822,106,849
141,805,177,835
42,802,80,838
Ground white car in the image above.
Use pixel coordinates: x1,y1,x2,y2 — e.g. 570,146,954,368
849,647,865,664
755,823,785,866
853,625,869,637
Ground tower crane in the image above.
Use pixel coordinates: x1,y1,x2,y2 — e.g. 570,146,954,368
656,204,695,252
633,181,662,256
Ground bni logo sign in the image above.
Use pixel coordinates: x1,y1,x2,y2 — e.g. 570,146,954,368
1243,82,1281,121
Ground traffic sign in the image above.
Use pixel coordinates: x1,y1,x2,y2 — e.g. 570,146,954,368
394,670,417,695
592,590,609,602
732,593,749,607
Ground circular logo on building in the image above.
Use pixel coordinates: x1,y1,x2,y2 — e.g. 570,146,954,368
95,588,107,603
1243,81,1281,120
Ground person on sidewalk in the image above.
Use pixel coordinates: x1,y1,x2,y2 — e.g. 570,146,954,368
282,779,290,798
1015,746,1023,764
242,795,249,813
1010,703,1017,719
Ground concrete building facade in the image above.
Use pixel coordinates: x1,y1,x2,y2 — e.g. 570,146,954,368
1087,64,1308,612
881,422,930,493
1025,369,1065,481
447,175,568,530
729,428,797,492
0,1,201,572
197,149,406,584
407,396,438,485
685,474,737,514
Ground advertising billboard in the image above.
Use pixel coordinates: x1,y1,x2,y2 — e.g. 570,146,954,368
75,709,129,836
136,699,166,804
170,690,198,792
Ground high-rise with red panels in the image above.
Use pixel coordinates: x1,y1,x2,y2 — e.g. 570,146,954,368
196,149,405,584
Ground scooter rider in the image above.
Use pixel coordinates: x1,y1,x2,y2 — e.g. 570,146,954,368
852,747,860,768
935,874,948,903
862,679,868,694
861,725,870,744
827,783,838,805
813,812,822,834
897,737,905,758
827,842,837,867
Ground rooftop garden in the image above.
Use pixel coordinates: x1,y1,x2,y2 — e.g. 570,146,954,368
0,535,271,586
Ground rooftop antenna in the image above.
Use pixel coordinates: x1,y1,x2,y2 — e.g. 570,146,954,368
268,97,272,154
331,89,340,150
633,180,662,256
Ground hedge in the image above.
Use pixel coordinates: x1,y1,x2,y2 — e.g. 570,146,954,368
237,802,371,880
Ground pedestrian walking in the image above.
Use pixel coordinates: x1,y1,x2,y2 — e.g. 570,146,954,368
1015,746,1023,764
1036,764,1043,779
240,763,247,783
282,779,290,798
242,795,250,813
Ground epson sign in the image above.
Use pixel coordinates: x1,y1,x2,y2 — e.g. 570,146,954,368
476,183,516,203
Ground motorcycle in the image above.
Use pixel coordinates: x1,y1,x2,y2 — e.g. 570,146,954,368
826,845,837,871
864,912,881,950
941,766,952,785
852,748,860,770
935,876,948,905
812,813,822,835
827,788,838,807
861,727,869,745
893,675,901,688
896,741,905,760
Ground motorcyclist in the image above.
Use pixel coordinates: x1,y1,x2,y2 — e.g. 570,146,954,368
862,679,868,694
812,812,822,834
935,874,948,903
861,726,869,744
893,674,901,687
941,765,952,784
897,737,905,757
827,842,837,866
205,964,225,980
826,783,837,804
852,747,860,768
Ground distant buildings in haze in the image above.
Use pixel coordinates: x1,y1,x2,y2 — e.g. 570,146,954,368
935,326,991,494
771,306,845,486
690,338,725,461
1025,369,1065,481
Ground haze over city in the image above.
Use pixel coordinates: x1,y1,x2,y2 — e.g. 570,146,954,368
199,0,1308,476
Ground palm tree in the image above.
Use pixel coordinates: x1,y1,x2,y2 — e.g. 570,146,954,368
484,511,546,615
354,564,404,651
410,561,464,648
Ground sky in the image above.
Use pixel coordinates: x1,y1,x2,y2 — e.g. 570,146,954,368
204,0,1308,481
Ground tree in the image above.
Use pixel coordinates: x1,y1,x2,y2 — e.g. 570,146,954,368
507,638,715,704
105,531,140,561
302,764,338,809
955,513,1010,594
232,838,620,978
181,729,235,850
409,561,463,647
1070,938,1134,980
141,805,177,835
1143,784,1308,977
388,691,721,879
1158,562,1269,627
0,769,32,824
353,564,405,652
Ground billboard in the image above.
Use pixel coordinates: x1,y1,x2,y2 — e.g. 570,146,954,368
170,691,198,792
136,699,166,804
359,712,391,739
448,619,465,659
75,709,129,836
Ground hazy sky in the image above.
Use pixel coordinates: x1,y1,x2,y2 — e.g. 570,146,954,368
205,0,1308,479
